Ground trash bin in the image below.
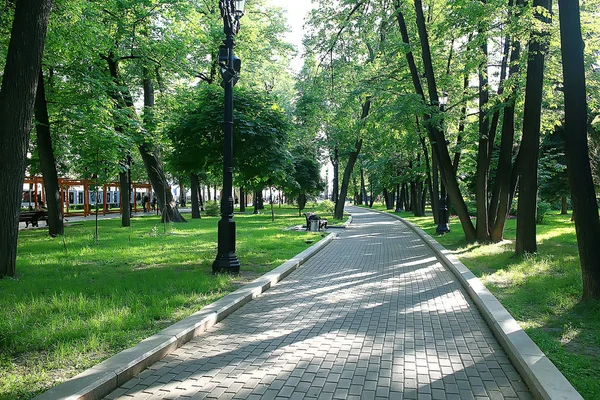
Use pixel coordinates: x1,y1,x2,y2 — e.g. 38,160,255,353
309,219,319,232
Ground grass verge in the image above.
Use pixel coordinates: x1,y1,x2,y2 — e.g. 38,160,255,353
364,204,600,398
0,206,331,400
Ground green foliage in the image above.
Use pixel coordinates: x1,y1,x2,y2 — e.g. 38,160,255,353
164,85,293,191
203,200,219,217
319,200,336,215
536,201,552,224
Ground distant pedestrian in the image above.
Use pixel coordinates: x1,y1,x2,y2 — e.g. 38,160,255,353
151,197,157,212
142,194,149,212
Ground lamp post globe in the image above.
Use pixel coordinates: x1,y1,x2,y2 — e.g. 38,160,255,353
436,92,450,235
234,0,246,17
212,0,247,274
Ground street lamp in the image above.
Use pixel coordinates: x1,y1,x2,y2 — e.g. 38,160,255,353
213,0,247,274
436,92,450,235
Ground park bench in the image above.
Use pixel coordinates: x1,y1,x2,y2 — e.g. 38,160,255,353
19,211,48,228
305,212,328,231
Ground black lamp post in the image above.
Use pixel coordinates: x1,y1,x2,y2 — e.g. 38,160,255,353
436,92,450,235
213,0,246,274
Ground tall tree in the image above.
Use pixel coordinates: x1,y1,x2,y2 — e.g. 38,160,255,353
515,0,552,256
394,0,477,242
559,0,600,299
34,68,64,236
0,0,53,277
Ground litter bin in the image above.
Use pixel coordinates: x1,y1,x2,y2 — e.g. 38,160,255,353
309,219,319,232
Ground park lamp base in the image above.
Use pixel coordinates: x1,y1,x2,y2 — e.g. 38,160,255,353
212,254,240,274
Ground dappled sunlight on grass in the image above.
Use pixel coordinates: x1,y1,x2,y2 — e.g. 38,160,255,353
1,207,324,399
389,208,600,398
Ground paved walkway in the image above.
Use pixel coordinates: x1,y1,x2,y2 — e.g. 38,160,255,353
105,207,531,400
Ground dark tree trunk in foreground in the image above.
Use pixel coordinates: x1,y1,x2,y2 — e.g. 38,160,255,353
516,0,551,256
190,173,201,219
334,98,371,220
559,0,600,300
0,0,52,278
34,68,64,236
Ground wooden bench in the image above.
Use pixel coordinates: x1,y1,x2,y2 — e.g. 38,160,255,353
305,212,328,231
19,211,48,228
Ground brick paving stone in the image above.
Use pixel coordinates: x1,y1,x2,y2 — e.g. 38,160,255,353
103,207,532,400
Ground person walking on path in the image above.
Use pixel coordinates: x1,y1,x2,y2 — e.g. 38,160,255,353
104,206,531,400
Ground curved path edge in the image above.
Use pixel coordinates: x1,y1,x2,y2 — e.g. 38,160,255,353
378,210,581,400
35,231,340,400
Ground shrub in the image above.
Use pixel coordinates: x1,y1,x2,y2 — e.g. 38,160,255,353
319,200,335,215
204,201,220,217
536,201,552,224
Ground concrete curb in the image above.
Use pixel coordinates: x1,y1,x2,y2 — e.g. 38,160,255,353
35,232,339,400
381,211,582,400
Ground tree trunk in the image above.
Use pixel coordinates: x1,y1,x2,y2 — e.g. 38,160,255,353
141,73,185,223
559,0,600,299
298,193,307,213
475,35,491,242
34,68,64,236
179,179,186,207
353,177,360,205
421,184,427,216
119,171,131,227
490,10,523,242
239,187,245,212
257,190,264,209
360,167,367,205
395,184,402,212
334,98,371,220
395,0,476,242
453,72,469,172
332,146,339,205
421,131,438,223
334,139,363,219
0,0,52,278
253,191,260,214
561,196,568,215
383,188,391,210
487,27,512,229
190,173,201,219
515,0,551,256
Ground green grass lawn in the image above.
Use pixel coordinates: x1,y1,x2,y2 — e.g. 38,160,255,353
0,206,332,400
363,204,600,399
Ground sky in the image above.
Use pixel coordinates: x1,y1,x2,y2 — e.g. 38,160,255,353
279,0,315,72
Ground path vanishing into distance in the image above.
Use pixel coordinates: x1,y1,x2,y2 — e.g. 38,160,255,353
102,206,531,400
